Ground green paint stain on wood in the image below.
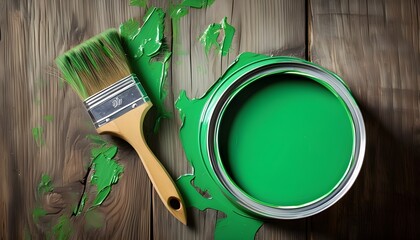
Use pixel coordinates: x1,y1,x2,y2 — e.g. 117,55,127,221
32,207,47,222
90,141,124,207
120,7,172,131
130,0,147,7
200,17,235,56
32,127,45,147
43,115,54,122
52,216,72,240
37,174,53,195
169,0,215,52
33,174,54,224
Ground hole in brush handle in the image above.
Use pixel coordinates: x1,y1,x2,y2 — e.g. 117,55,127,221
168,197,182,210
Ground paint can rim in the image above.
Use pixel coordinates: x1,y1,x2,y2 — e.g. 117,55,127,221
204,58,366,219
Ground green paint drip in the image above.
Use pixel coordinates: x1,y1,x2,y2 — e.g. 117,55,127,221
130,0,147,7
120,7,171,131
52,216,72,240
43,115,54,122
32,127,45,147
200,17,235,56
37,174,53,195
169,0,215,52
90,142,124,207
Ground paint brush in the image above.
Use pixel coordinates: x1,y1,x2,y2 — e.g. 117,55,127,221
56,29,186,224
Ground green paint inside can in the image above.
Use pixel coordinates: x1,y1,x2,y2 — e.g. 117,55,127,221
218,73,354,206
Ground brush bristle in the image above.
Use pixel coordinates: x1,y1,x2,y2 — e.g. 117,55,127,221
56,29,131,100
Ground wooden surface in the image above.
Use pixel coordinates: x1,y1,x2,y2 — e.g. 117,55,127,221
0,0,419,239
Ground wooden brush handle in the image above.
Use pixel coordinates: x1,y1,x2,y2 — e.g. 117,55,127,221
96,102,187,225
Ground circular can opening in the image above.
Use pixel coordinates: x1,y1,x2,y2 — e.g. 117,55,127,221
207,61,365,219
217,73,354,207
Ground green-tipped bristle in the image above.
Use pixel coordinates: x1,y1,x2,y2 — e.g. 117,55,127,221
56,29,131,100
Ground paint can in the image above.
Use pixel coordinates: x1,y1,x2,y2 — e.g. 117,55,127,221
195,54,365,219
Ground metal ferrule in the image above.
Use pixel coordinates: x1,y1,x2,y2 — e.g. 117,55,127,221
84,74,149,128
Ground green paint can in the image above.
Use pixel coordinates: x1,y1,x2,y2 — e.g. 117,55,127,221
177,53,365,219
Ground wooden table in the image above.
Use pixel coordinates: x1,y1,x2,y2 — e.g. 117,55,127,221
1,0,419,239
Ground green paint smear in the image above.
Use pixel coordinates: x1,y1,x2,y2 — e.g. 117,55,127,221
43,115,54,122
90,141,124,207
38,174,53,195
52,215,72,240
130,0,147,7
200,17,235,56
120,7,171,131
169,0,215,52
32,127,45,147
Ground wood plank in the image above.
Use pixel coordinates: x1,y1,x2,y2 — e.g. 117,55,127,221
1,0,309,239
0,0,151,239
309,0,420,238
158,0,307,239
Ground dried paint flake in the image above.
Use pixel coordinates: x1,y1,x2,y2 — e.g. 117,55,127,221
32,127,45,146
200,17,235,56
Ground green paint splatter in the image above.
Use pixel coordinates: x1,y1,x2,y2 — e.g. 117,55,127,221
72,193,87,216
90,143,124,207
120,7,172,131
37,174,53,195
200,17,235,56
32,127,45,147
176,53,268,239
32,207,47,222
43,115,54,122
169,0,215,52
130,0,147,7
52,215,72,240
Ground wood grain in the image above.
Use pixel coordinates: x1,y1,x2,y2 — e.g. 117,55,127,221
309,0,420,238
2,0,419,239
159,0,307,239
